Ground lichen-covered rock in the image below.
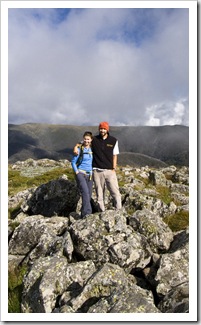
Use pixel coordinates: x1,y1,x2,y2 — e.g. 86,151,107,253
8,188,36,209
21,256,96,313
94,284,160,313
129,209,174,252
11,158,71,176
8,215,69,260
62,263,160,313
157,281,189,313
148,170,168,186
63,231,74,262
108,231,151,271
155,244,189,295
68,263,136,312
123,190,171,218
70,210,152,271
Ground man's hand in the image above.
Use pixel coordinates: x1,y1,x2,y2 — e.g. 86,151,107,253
113,155,117,170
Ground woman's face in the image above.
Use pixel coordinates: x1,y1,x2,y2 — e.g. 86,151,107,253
83,135,92,146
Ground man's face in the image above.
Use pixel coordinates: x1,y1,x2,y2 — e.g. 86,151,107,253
99,128,108,138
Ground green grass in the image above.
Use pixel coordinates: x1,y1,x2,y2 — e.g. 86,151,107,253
8,167,75,196
156,185,172,205
163,210,189,232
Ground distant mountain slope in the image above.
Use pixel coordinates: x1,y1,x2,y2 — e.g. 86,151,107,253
118,152,168,168
8,123,189,167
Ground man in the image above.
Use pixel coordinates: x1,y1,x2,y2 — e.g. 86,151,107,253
74,121,122,212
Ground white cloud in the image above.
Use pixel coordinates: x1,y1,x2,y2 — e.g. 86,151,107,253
145,98,189,126
8,7,190,126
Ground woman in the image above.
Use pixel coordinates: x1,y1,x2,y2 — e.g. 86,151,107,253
71,131,93,217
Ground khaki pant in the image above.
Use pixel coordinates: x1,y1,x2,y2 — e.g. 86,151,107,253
93,169,122,212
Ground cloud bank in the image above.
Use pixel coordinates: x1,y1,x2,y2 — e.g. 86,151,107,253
8,7,189,126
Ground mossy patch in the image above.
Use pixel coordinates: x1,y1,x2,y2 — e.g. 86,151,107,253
163,210,189,232
8,264,28,313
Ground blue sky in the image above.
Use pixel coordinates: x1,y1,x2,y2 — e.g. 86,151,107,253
8,6,190,126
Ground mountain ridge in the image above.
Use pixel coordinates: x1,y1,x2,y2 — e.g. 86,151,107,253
8,123,189,167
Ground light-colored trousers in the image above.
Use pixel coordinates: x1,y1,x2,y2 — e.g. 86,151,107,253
93,169,122,212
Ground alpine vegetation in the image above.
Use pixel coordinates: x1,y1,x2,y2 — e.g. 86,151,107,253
8,159,189,313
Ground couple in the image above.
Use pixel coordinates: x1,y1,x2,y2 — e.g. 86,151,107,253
71,121,122,217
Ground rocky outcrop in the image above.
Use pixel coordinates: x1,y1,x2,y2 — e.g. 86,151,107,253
8,159,189,313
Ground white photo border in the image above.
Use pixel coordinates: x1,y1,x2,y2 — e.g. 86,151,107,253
1,0,198,322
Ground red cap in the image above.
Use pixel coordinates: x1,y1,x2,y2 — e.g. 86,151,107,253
99,121,109,131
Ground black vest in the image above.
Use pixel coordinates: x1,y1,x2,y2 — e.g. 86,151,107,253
92,134,117,169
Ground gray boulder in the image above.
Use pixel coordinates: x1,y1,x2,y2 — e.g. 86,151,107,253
155,233,189,296
65,263,160,313
157,281,189,313
21,257,96,313
23,177,80,217
8,215,69,261
129,209,174,253
70,210,152,272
